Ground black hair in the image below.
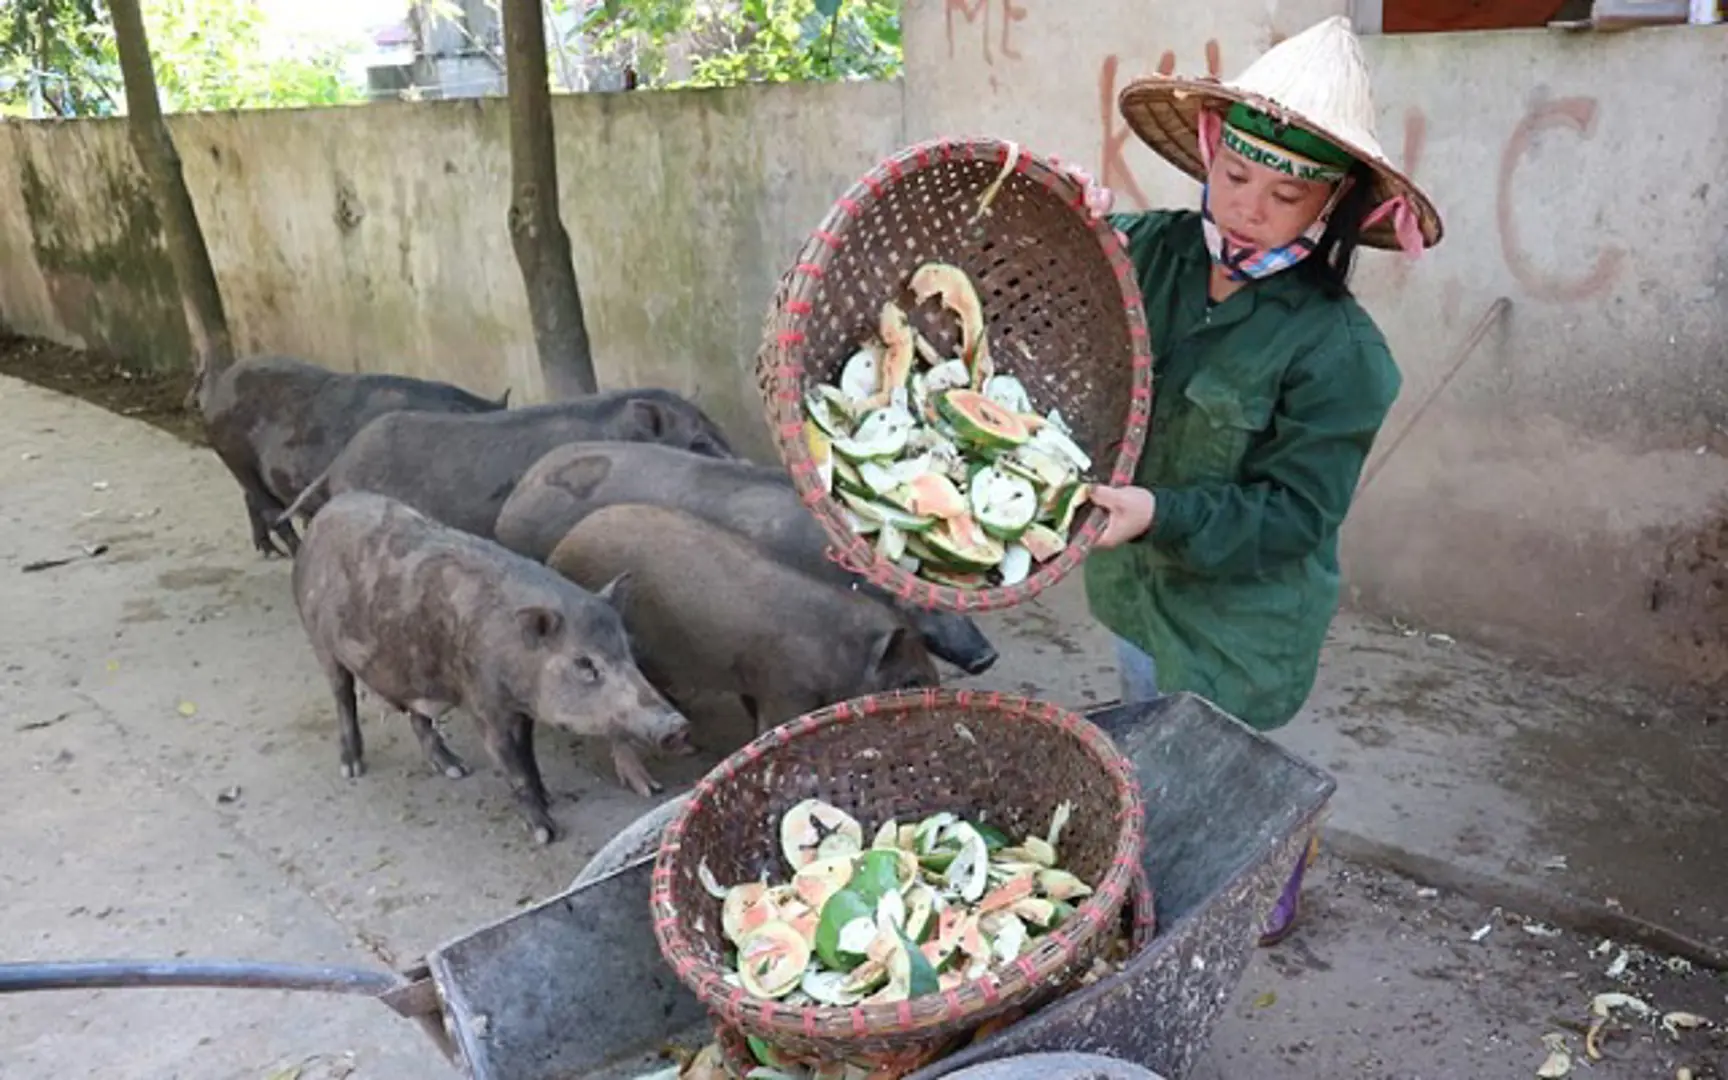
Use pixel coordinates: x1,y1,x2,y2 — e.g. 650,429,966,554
1296,159,1377,301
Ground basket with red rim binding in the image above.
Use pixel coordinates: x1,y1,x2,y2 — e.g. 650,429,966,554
754,136,1156,615
648,688,1149,1065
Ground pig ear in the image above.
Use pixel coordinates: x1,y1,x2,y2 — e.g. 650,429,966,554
496,387,512,408
596,571,633,612
519,605,564,644
629,399,668,437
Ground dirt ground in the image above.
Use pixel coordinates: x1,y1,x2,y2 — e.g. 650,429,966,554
0,330,205,445
2,352,1725,1080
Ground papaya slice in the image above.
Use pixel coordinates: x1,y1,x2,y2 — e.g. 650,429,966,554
935,388,1030,452
909,262,987,375
737,920,810,998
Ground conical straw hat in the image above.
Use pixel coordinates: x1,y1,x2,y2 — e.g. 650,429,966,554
1117,16,1443,252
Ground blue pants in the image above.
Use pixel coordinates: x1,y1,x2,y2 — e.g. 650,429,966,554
1114,634,1163,705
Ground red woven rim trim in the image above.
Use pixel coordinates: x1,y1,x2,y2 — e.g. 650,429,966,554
755,135,1157,616
647,687,1148,1045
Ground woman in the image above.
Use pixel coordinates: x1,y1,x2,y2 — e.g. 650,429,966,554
1066,16,1445,946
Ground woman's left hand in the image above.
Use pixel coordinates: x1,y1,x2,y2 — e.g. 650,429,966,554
1048,157,1128,247
1088,485,1155,548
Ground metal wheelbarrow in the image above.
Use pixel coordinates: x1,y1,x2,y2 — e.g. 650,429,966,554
0,693,1334,1080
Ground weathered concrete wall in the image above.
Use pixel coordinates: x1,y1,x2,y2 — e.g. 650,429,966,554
3,14,1727,695
905,2,1728,689
0,82,905,460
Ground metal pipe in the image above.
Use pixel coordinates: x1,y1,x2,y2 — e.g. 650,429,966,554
0,959,400,997
1356,296,1512,497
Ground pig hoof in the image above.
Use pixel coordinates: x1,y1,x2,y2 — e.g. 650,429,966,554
534,825,553,845
443,763,469,780
341,760,365,779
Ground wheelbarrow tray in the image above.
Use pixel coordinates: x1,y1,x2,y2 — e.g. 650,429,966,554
417,692,1334,1080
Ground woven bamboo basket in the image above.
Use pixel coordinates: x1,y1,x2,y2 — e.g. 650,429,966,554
649,688,1148,1062
711,859,1158,1079
754,136,1155,615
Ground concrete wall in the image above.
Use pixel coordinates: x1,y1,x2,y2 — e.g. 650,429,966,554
904,1,1728,688
2,11,1727,694
0,82,905,460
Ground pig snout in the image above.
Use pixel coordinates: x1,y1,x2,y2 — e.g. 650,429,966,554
915,609,999,675
649,708,696,756
569,656,691,750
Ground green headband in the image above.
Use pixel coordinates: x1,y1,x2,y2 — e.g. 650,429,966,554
1222,101,1357,183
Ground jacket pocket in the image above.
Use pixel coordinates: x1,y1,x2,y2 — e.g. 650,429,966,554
1170,367,1275,484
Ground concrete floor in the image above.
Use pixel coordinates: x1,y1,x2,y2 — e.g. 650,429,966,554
2,374,1723,1080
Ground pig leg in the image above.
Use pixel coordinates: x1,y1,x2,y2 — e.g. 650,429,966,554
610,738,664,798
410,713,469,779
480,713,558,845
320,662,365,779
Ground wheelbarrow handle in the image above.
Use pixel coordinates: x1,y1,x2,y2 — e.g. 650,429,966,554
0,958,402,997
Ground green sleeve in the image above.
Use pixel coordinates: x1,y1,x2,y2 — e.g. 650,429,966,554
1142,316,1403,578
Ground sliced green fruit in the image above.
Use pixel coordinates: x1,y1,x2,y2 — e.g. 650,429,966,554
935,388,1030,452
982,374,1034,416
1010,445,1077,491
942,823,991,903
1028,423,1092,473
804,420,834,494
839,956,888,996
815,888,876,971
969,465,1040,542
975,823,1011,851
895,923,942,999
999,544,1033,586
922,515,1006,573
924,358,971,395
1037,868,1093,901
747,1034,784,1069
832,405,917,462
851,848,905,906
872,818,900,850
1012,897,1059,930
801,967,864,1006
805,386,855,440
838,489,938,534
780,799,862,871
737,921,810,998
904,883,939,943
1019,523,1067,562
1046,483,1091,534
891,473,968,520
832,457,870,498
723,882,778,946
794,854,855,912
875,520,907,562
838,346,880,404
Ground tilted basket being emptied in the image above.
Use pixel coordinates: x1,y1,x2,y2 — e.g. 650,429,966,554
648,688,1148,1065
754,136,1156,615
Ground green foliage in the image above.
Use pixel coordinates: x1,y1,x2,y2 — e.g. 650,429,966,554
142,0,365,111
0,0,368,117
0,0,118,115
567,0,901,89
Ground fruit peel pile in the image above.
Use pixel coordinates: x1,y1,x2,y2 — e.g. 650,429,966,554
696,797,1096,1009
800,262,1097,591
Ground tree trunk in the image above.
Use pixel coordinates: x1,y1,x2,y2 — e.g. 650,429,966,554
500,0,599,399
107,0,235,412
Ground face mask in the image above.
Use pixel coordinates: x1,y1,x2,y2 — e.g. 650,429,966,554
1200,183,1334,282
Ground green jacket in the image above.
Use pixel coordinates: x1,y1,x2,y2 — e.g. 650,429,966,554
1082,209,1402,731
